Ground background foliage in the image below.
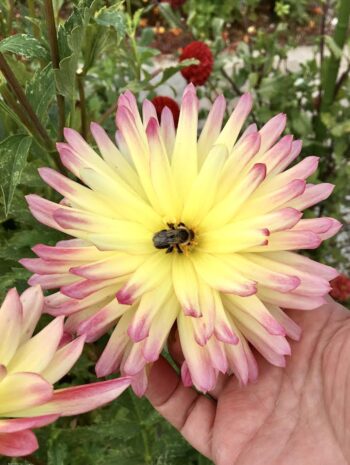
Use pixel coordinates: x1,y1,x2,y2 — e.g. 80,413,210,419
0,0,349,463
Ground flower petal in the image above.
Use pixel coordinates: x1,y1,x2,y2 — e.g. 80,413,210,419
7,317,64,374
0,288,22,364
0,430,39,457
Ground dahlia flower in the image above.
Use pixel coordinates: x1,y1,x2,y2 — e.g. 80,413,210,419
22,85,341,394
151,96,180,127
0,286,130,457
179,41,213,86
330,274,350,302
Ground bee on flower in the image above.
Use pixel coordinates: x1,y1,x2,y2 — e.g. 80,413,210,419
22,84,341,395
0,286,130,457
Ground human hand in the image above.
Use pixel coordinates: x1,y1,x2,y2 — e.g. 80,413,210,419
146,299,350,465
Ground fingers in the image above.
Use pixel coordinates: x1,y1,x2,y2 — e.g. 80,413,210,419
146,356,216,459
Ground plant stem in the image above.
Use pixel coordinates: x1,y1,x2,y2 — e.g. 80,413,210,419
0,52,53,149
320,0,350,113
6,0,15,34
77,71,87,139
220,68,242,96
129,391,152,465
44,0,65,141
98,100,118,125
1,85,40,136
28,0,40,39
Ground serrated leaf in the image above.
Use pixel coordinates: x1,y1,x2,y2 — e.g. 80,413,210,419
0,135,32,216
0,34,49,59
95,3,126,40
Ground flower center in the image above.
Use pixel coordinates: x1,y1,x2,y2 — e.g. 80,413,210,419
152,222,195,254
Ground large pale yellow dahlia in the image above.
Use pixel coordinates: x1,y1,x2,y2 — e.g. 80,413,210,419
0,286,130,457
22,84,341,394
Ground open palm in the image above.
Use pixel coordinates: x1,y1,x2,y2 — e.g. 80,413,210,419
146,299,350,465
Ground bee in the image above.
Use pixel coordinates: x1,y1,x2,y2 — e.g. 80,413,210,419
152,222,195,254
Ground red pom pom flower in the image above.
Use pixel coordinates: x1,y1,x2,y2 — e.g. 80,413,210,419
330,274,350,302
161,0,187,8
151,96,180,127
179,41,214,86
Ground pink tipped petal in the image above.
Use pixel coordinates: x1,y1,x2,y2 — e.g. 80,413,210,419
181,361,193,387
266,304,302,341
216,93,252,152
192,253,257,297
28,273,79,290
272,139,303,174
318,218,342,240
0,288,22,364
177,312,217,393
142,99,157,127
198,94,226,162
255,230,322,252
0,430,39,457
258,286,326,310
28,377,131,416
258,113,286,154
225,294,286,336
129,367,148,397
19,286,44,342
7,317,64,374
160,106,176,157
41,335,86,384
207,338,228,373
96,310,135,377
0,415,59,433
77,300,126,342
0,373,53,416
289,183,335,210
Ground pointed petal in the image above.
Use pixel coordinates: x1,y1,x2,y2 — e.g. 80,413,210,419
7,317,64,374
0,288,22,364
215,93,252,152
171,84,198,202
198,94,226,163
192,253,257,296
41,336,86,384
20,378,131,416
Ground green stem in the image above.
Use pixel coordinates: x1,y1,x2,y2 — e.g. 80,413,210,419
28,0,40,39
129,391,152,465
320,0,350,113
1,85,40,137
97,100,117,125
0,52,53,149
6,0,14,34
77,71,87,139
44,0,65,141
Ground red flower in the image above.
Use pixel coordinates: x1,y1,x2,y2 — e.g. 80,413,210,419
330,274,350,302
161,0,187,8
151,96,180,127
179,41,214,86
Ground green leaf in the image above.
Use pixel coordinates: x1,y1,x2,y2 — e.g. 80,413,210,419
95,3,126,40
324,36,343,60
158,2,184,29
0,135,32,216
55,4,95,100
26,64,55,125
0,34,49,59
